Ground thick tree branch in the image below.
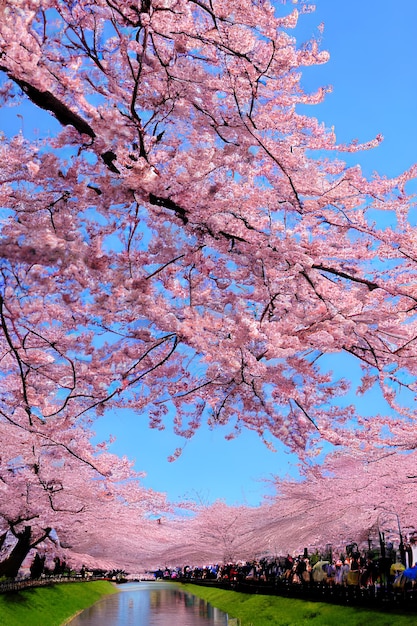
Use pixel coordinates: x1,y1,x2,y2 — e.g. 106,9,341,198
2,72,96,139
149,193,189,224
312,264,379,291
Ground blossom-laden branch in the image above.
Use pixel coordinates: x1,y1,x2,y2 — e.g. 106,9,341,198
0,0,417,572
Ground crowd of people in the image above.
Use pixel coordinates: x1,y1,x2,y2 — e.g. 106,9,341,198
153,546,417,608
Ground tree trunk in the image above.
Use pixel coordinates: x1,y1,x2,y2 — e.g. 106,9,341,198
0,526,32,579
0,531,7,552
0,525,52,579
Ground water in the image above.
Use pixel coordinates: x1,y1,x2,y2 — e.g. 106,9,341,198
68,581,230,625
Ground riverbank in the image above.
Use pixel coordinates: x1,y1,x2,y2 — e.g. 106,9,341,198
178,582,417,625
3,579,417,625
0,580,118,626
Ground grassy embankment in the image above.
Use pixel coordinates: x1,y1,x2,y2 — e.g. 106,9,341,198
178,583,417,626
3,579,417,626
0,580,118,626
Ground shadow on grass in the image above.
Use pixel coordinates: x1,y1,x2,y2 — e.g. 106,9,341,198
2,583,62,605
2,590,32,605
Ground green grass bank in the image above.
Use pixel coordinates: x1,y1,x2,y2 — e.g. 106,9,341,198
0,580,118,626
3,580,417,626
178,583,417,626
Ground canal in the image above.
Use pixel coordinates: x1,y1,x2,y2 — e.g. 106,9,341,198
68,580,230,625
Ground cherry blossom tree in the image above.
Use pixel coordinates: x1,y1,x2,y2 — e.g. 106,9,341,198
0,413,173,577
58,469,185,571
1,0,417,464
249,448,417,558
156,500,258,565
152,450,417,567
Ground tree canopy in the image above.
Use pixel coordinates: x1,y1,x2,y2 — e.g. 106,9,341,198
1,0,417,572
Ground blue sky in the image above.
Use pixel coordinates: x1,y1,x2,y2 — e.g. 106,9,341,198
3,0,417,507
295,0,417,179
93,0,417,507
